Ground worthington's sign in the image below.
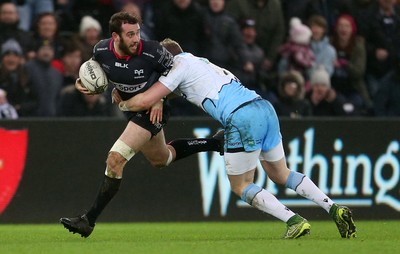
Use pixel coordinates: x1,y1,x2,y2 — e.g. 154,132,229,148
194,127,400,216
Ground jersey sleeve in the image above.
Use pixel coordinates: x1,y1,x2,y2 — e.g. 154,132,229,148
149,42,174,76
158,56,187,92
92,39,108,63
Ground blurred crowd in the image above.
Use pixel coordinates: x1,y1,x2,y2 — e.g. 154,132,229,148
0,0,399,119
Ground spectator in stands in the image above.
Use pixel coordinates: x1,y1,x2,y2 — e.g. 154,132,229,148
53,0,78,34
153,0,206,56
114,0,155,31
280,0,319,27
308,15,337,76
282,0,381,35
330,14,371,116
152,0,208,117
306,65,347,116
0,39,37,117
225,0,285,79
235,18,273,100
307,0,355,34
76,15,102,62
278,17,315,90
273,70,312,118
58,85,113,117
281,0,354,33
0,88,18,119
227,0,283,58
12,0,54,32
71,0,116,34
348,0,375,30
360,0,400,100
121,2,155,40
52,38,83,87
30,12,65,60
25,40,63,117
373,58,400,116
0,2,34,58
203,0,247,74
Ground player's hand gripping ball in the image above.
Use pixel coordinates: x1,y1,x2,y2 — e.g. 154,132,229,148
79,59,108,94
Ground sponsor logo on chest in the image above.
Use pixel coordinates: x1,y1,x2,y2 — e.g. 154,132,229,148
134,69,144,75
133,69,144,79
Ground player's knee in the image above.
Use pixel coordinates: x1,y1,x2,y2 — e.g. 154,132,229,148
106,139,136,177
228,181,244,197
148,148,174,169
229,180,254,198
230,185,243,197
149,157,167,169
265,166,290,185
149,160,163,169
106,151,126,178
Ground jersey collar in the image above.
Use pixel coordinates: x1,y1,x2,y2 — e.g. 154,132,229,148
109,39,143,61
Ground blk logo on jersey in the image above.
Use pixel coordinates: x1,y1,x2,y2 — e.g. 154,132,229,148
115,62,129,69
0,128,28,215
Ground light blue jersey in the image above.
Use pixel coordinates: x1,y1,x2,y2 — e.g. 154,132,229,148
158,53,259,126
159,52,282,152
202,79,260,126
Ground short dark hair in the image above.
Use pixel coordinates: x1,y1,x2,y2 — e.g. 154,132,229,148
109,12,140,35
160,38,183,56
60,38,83,57
33,12,58,35
307,15,327,30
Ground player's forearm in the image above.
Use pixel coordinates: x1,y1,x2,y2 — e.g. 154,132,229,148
119,93,161,112
119,94,148,111
119,82,170,112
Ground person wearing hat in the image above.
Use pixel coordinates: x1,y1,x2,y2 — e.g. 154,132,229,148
76,15,103,62
306,65,346,116
278,17,315,88
1,38,23,57
273,70,312,118
225,0,285,73
0,38,38,117
236,18,272,100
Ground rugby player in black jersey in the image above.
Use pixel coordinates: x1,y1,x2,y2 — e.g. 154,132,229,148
60,12,223,238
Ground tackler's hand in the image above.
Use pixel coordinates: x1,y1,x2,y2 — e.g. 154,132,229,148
148,99,164,124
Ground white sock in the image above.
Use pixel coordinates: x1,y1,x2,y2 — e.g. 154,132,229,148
242,183,295,222
295,176,334,213
252,189,296,222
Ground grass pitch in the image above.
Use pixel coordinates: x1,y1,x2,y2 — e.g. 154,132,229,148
0,221,399,254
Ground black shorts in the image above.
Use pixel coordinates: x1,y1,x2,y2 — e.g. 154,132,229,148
123,103,170,136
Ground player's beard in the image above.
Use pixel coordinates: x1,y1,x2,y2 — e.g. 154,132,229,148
119,36,139,56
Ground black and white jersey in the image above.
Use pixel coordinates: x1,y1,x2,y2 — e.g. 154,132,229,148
93,38,173,100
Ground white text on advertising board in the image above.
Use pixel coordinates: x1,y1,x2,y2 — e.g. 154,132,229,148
194,128,400,216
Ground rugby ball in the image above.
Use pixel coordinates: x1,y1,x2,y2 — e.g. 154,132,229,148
79,59,108,94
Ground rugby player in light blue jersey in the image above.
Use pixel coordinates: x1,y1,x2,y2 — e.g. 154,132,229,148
116,38,357,239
